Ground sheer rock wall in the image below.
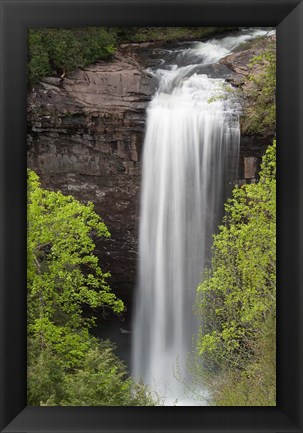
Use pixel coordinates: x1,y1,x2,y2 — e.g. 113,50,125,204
27,42,273,312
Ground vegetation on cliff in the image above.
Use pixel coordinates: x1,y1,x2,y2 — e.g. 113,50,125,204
117,27,238,43
28,28,117,85
193,142,276,405
27,27,238,85
27,170,155,406
241,37,276,135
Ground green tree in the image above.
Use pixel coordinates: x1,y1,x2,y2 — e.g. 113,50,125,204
27,170,155,406
27,169,123,365
194,142,276,405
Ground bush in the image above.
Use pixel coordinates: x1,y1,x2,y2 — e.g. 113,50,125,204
28,30,52,84
28,27,117,85
28,335,156,406
242,39,276,135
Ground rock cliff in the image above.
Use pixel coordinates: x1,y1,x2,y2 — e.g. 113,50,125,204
27,39,274,314
27,51,157,310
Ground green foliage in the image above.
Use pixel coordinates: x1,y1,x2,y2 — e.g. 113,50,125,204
28,30,52,84
212,317,276,406
28,28,117,85
194,142,276,405
28,335,155,406
27,168,123,367
242,40,276,135
121,27,238,43
27,169,123,334
60,340,156,406
27,170,155,406
27,27,238,85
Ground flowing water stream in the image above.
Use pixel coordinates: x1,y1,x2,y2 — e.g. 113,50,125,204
132,28,272,405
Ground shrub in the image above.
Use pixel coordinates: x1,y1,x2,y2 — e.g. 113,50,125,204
242,39,276,135
27,27,117,85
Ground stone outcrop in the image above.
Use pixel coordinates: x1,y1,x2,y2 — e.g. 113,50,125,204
27,51,157,311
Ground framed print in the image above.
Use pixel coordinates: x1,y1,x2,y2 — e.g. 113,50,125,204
0,0,302,431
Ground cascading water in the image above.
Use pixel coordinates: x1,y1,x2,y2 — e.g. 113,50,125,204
132,28,271,405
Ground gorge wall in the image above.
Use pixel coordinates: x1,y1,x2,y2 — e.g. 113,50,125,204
28,49,157,311
27,40,272,313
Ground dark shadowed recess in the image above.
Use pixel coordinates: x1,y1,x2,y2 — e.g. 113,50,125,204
0,0,302,432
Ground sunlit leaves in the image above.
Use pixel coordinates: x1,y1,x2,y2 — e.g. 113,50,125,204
27,169,124,363
196,141,276,372
27,171,156,406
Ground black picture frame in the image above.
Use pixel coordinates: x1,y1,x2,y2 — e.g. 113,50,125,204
0,0,302,432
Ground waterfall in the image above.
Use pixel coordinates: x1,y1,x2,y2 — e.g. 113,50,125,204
132,28,270,405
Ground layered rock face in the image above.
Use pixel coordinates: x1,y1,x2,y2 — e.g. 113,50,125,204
27,40,273,314
27,51,157,310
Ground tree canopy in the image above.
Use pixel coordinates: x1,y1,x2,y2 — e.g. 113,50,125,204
27,170,155,406
194,142,276,405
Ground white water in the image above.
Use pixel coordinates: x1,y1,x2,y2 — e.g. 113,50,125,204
132,28,272,405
